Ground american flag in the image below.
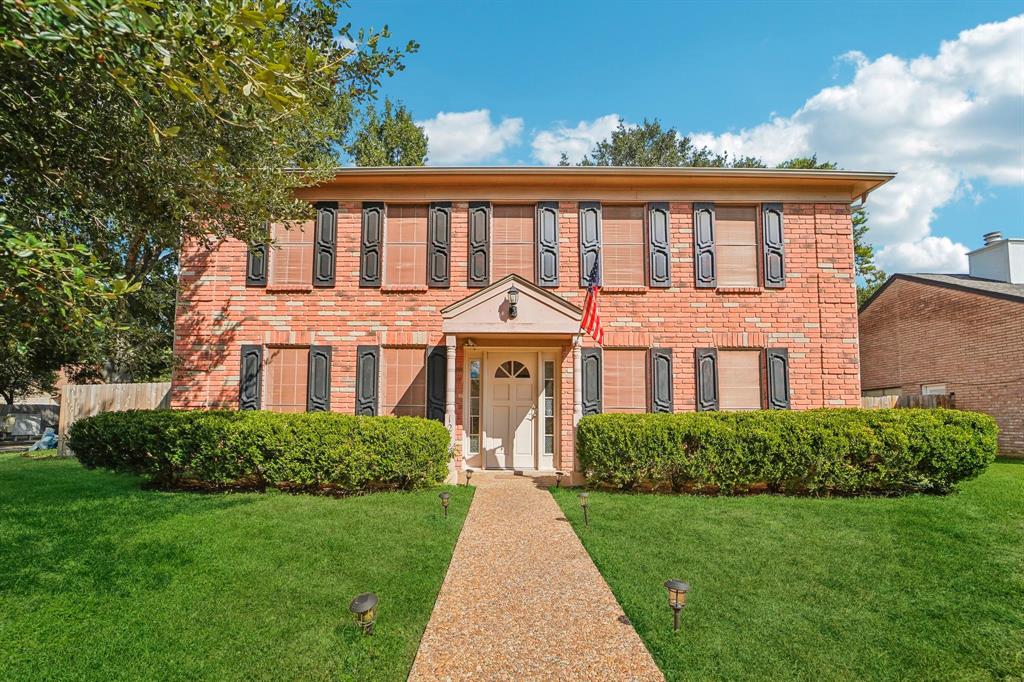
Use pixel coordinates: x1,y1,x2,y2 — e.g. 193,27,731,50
580,257,604,345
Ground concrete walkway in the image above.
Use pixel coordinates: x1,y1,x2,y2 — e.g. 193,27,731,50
409,473,663,681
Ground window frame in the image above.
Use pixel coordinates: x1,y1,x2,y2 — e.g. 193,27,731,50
262,345,310,413
602,347,649,414
379,346,428,417
267,221,315,289
601,203,648,289
490,204,537,283
382,203,429,289
714,203,763,289
717,348,765,411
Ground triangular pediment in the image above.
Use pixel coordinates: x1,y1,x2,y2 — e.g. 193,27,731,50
441,274,582,335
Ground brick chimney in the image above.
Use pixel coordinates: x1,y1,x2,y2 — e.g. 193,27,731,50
968,232,1023,284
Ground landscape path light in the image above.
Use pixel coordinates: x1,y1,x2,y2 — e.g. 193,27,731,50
578,491,589,527
465,468,473,486
663,579,690,633
439,491,451,518
555,470,565,488
349,592,378,635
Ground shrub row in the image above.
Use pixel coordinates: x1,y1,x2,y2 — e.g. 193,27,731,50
576,408,997,495
69,409,451,492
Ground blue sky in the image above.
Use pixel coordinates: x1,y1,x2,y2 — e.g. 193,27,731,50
343,1,1024,273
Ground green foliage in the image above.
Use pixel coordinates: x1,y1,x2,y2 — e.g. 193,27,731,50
580,119,734,167
576,409,997,495
854,208,888,305
348,98,428,166
69,409,452,492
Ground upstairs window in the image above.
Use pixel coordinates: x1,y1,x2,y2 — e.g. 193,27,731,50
604,349,647,413
264,347,308,413
718,350,762,410
384,205,427,288
716,207,758,287
381,347,426,416
269,222,313,287
492,205,535,281
602,205,645,287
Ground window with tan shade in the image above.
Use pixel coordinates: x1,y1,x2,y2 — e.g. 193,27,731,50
264,347,309,413
381,347,426,416
716,206,758,287
269,222,313,287
602,205,646,287
492,205,535,281
384,205,427,287
719,350,762,410
604,349,647,413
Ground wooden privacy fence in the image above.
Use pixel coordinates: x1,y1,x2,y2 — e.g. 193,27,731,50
861,393,956,409
58,382,171,456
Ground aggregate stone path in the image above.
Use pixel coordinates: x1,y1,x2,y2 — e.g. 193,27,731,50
408,473,663,681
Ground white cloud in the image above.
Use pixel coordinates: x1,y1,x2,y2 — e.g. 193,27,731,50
417,110,523,164
689,15,1024,273
531,114,624,165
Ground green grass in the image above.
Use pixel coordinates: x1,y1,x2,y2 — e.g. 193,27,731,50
552,460,1024,681
0,452,471,681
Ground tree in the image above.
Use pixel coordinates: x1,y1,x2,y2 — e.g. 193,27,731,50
348,99,428,166
0,1,416,381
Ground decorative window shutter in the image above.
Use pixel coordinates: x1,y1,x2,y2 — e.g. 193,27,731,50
579,202,602,286
239,345,263,410
648,203,671,288
245,223,269,287
581,347,602,415
313,202,338,287
649,347,673,413
695,347,719,411
536,201,560,287
468,201,491,287
426,346,447,422
355,345,380,415
306,345,332,412
693,203,717,288
765,348,791,409
762,203,786,288
428,202,452,288
359,202,384,288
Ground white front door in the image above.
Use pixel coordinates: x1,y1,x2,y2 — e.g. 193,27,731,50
484,355,536,469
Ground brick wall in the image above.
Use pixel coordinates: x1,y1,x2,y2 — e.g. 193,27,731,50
860,278,1024,454
172,198,861,471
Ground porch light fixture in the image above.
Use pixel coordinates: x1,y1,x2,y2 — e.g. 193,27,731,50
578,491,589,527
349,592,378,635
465,468,473,486
663,579,690,632
555,471,565,488
439,491,451,518
507,285,519,319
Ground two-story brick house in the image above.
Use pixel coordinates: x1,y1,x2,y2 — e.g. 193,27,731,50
171,167,894,478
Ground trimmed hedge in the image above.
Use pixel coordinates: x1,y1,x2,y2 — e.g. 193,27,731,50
576,409,997,495
69,409,451,492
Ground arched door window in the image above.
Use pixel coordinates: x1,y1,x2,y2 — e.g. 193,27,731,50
494,361,530,379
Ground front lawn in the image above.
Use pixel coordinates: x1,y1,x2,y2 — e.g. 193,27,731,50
0,453,471,681
552,460,1024,681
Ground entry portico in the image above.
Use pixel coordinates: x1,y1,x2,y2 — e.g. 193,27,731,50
440,274,583,473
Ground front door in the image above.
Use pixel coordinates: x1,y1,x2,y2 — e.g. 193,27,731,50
484,355,536,469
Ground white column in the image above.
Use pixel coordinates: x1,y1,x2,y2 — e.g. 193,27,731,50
445,335,457,434
572,336,583,427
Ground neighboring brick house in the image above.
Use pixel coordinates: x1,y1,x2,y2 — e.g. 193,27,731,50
172,167,893,477
859,232,1024,454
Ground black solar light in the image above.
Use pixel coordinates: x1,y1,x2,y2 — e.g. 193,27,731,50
439,491,451,518
555,470,565,488
349,592,378,635
465,468,473,486
578,491,589,527
664,580,690,632
507,285,519,318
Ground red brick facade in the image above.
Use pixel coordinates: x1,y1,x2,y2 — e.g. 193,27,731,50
172,170,868,472
859,278,1024,454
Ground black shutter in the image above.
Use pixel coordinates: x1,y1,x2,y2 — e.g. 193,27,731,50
695,347,718,411
307,345,332,412
426,346,447,422
355,345,379,416
581,347,602,415
246,224,269,287
649,348,673,413
536,201,560,287
762,203,786,288
360,202,383,288
313,202,337,287
648,203,671,288
579,202,602,286
694,202,716,288
766,348,791,409
428,202,451,288
239,345,262,410
468,202,490,287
